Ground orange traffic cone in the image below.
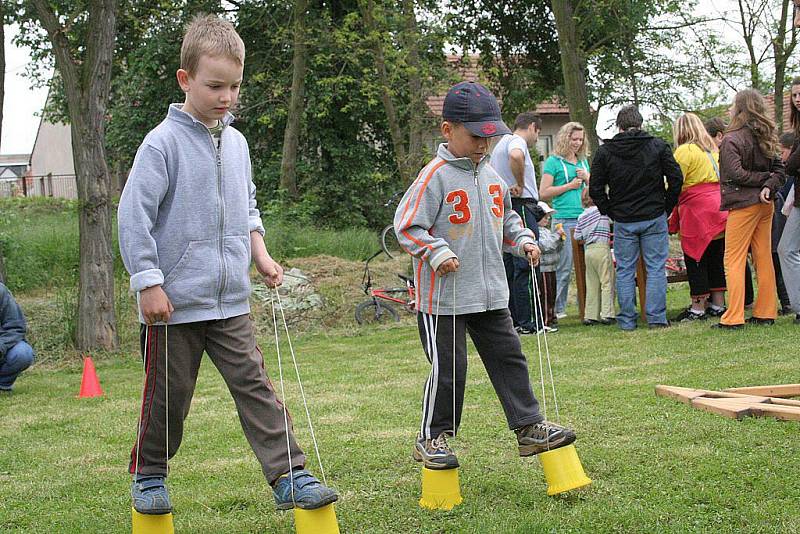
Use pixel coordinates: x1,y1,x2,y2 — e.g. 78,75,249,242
77,356,104,398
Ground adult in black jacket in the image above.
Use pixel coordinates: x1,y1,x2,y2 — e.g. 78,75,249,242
589,105,684,330
0,282,35,391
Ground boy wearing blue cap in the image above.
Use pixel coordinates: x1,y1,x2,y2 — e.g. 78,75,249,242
394,81,577,469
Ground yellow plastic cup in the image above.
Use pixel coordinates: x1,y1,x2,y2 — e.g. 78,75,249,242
294,503,340,534
419,467,463,511
131,508,174,534
538,444,592,496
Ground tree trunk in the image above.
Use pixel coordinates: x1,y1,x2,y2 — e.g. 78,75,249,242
279,0,308,199
551,0,598,154
773,0,797,131
72,114,117,349
361,0,412,181
31,0,119,350
400,0,425,180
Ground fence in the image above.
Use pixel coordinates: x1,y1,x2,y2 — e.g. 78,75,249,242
0,174,78,199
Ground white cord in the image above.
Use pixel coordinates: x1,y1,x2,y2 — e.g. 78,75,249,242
270,290,295,505
133,326,150,481
531,261,561,422
452,274,456,438
165,324,169,475
530,263,547,424
274,288,328,486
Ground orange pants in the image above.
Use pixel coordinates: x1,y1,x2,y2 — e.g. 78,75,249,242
720,202,777,325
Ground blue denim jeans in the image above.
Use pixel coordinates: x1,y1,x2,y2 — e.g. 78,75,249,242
614,215,669,330
0,340,35,390
553,218,578,315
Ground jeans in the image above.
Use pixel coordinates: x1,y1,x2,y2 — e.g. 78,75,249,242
552,218,578,315
504,200,541,331
0,341,35,389
778,207,800,313
614,215,669,329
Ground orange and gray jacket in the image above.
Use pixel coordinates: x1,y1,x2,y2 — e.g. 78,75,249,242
394,144,535,315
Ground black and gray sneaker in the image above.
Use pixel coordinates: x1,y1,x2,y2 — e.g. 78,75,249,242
705,305,726,317
413,433,459,470
674,307,706,322
516,421,576,457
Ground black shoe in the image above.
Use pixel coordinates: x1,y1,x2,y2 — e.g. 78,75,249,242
516,325,542,335
779,305,793,316
795,314,800,325
746,317,775,325
674,308,707,322
600,317,616,325
705,306,726,317
582,319,601,326
648,321,671,329
711,322,743,330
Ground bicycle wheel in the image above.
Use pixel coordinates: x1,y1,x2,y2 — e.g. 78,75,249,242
380,224,402,259
355,299,400,325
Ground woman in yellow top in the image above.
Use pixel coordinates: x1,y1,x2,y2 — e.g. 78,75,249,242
669,113,729,321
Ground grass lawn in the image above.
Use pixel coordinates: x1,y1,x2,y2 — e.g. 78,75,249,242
3,295,800,533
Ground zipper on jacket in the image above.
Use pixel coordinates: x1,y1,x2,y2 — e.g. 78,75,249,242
473,164,490,305
206,126,227,311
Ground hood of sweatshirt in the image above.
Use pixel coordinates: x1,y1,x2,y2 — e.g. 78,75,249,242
601,129,656,159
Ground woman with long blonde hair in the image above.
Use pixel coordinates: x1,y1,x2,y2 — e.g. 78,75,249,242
669,113,729,321
715,89,785,329
540,121,590,318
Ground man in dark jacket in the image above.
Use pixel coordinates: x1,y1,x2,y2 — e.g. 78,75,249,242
589,105,684,330
0,282,35,391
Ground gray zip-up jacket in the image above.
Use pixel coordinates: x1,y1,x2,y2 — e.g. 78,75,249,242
118,104,265,325
394,144,535,315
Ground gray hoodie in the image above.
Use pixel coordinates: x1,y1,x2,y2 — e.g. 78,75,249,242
118,104,265,325
394,144,535,315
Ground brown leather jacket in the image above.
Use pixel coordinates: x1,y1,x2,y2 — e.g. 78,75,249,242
719,126,785,211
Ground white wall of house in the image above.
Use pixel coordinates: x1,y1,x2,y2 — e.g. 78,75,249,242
28,119,77,199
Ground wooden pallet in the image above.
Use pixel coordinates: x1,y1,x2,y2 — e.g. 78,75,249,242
655,384,800,421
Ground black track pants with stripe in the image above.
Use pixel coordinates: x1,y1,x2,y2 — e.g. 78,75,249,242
416,308,544,440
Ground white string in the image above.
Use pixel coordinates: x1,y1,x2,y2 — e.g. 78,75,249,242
431,275,446,438
530,263,547,424
133,326,150,481
274,288,328,486
531,260,560,422
452,274,456,438
270,290,295,505
165,324,169,476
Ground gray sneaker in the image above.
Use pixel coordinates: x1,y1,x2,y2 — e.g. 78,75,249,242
516,421,576,456
412,433,459,470
131,477,172,515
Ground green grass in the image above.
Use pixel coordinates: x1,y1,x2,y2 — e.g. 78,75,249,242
3,299,800,533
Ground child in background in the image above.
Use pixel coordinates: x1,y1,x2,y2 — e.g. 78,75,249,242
574,191,615,325
535,202,563,332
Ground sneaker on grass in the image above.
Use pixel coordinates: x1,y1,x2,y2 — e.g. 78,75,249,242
273,469,338,510
516,421,576,457
131,477,172,515
413,433,459,470
674,307,706,322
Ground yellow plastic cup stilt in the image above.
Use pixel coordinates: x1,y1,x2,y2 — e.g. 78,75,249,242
419,467,463,511
131,508,174,534
294,503,340,534
538,444,592,496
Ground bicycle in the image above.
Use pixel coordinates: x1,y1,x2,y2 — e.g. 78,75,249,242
354,249,416,325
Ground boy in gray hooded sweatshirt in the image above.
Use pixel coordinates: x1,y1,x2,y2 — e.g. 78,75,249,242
118,15,336,515
394,81,577,470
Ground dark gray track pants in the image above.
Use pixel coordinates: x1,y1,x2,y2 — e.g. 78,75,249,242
128,314,305,484
416,308,544,440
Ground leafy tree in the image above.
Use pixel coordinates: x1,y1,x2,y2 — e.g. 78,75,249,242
18,0,119,350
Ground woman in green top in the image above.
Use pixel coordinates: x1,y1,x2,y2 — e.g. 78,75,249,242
540,121,590,318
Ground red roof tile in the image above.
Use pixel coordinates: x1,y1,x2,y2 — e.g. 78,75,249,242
425,55,571,117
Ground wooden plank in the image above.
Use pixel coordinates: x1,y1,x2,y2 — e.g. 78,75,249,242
691,398,751,420
750,404,800,422
724,384,800,398
655,385,708,404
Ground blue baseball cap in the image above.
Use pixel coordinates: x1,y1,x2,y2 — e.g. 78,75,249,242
442,81,511,138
